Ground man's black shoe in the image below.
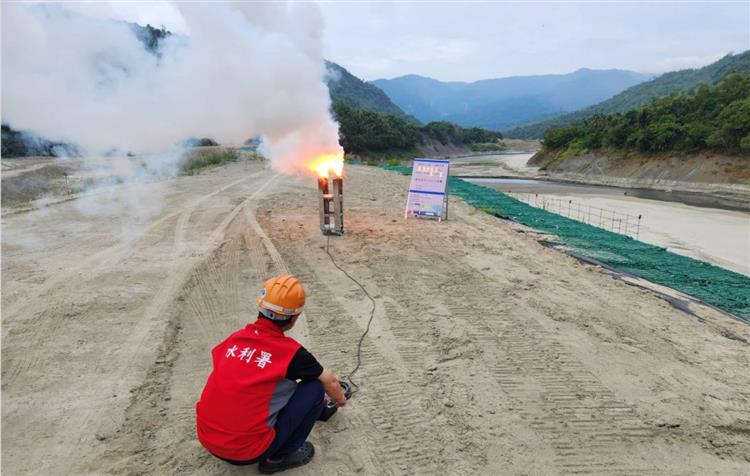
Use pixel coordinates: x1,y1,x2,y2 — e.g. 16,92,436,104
258,441,315,474
318,402,338,421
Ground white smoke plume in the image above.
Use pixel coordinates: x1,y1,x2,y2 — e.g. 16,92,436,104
1,2,343,176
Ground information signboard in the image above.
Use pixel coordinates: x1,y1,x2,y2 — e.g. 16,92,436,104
404,159,449,220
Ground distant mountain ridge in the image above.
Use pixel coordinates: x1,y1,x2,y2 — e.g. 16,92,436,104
371,69,650,131
507,50,750,139
325,61,410,118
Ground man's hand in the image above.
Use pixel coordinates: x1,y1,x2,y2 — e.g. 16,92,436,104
319,369,347,407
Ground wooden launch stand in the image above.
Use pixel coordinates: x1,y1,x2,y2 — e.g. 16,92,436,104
318,174,344,235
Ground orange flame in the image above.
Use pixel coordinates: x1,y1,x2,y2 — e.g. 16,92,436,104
309,152,344,178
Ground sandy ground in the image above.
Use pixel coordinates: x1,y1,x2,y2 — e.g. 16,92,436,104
2,161,750,475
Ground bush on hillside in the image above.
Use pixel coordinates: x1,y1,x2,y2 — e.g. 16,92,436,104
181,149,241,175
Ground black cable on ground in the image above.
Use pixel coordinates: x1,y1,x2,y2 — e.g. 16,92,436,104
325,234,376,394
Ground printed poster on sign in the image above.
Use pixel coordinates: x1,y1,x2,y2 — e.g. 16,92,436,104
404,159,449,220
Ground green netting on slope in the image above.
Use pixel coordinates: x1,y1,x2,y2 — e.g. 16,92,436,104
380,164,750,321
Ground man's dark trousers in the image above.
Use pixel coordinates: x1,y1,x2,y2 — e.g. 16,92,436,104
217,380,325,465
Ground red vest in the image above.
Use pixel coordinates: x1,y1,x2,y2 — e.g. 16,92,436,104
196,319,302,461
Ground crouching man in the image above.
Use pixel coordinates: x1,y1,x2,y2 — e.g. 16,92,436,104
196,275,347,474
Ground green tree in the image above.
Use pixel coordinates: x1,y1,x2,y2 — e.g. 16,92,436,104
542,125,581,150
716,98,750,151
740,134,750,152
682,122,714,151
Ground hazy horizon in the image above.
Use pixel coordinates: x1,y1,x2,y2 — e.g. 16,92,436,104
368,65,654,83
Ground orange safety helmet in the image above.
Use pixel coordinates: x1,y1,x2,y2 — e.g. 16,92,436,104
258,275,306,321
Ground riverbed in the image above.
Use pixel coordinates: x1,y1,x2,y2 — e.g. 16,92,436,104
453,154,750,276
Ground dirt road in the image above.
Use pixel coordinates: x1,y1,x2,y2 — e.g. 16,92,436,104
2,161,749,475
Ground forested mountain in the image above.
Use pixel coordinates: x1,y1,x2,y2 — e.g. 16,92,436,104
371,69,650,131
537,73,750,160
332,101,503,157
508,50,750,139
325,62,409,118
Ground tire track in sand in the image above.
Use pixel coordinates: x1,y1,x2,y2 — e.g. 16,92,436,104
392,244,660,475
2,173,262,389
56,173,277,473
337,218,659,475
438,269,658,475
265,248,456,476
4,173,259,322
104,179,299,474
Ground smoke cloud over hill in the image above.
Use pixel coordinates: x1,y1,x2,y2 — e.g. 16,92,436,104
1,2,343,175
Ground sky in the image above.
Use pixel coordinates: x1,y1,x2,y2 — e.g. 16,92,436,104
319,1,750,81
62,1,750,82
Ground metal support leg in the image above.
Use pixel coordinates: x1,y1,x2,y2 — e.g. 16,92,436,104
332,176,344,235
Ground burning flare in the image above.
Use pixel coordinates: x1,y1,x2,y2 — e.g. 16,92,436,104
310,152,344,178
